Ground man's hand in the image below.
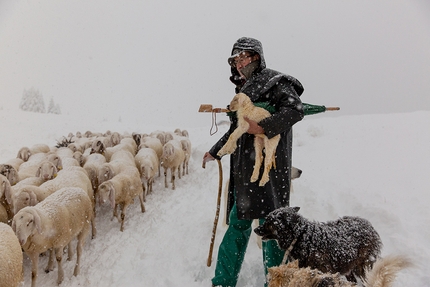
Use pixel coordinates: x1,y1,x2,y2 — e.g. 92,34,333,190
202,152,215,168
245,117,265,134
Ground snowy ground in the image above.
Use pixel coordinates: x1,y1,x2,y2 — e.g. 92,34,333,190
0,106,429,287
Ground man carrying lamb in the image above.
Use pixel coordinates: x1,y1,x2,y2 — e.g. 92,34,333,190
202,37,304,287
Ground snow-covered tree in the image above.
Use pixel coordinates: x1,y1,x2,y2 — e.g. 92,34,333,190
19,87,46,113
47,97,61,114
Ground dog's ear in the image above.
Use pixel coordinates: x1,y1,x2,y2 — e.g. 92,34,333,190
292,206,300,213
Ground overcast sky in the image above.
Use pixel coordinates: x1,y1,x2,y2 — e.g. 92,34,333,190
0,0,429,127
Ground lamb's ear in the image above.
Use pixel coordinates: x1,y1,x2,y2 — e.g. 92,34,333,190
292,207,300,213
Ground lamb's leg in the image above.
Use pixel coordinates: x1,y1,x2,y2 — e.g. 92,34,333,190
55,246,65,285
259,136,280,186
217,123,248,156
74,232,85,276
30,252,39,287
250,136,264,183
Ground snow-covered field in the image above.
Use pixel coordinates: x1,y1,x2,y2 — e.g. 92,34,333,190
0,106,429,287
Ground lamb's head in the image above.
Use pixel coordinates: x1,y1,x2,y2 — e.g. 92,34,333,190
13,188,39,214
161,143,175,160
228,93,250,111
12,207,42,246
98,181,116,208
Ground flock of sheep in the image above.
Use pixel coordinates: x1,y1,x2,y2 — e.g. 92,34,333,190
0,128,191,287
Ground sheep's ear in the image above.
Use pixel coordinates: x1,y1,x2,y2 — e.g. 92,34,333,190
29,191,38,206
35,166,41,177
30,209,42,234
109,183,115,209
11,218,16,232
292,206,300,213
4,180,13,205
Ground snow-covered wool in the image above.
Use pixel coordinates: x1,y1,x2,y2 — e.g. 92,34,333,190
0,222,23,287
12,187,93,287
254,206,382,283
267,255,411,287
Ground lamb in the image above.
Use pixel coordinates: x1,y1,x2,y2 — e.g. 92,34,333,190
12,187,93,287
0,222,23,287
160,139,185,190
97,167,145,231
217,93,280,186
135,147,159,195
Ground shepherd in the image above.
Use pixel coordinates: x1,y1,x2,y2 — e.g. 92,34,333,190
202,37,304,287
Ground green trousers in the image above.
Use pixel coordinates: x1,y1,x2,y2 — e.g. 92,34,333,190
211,203,285,287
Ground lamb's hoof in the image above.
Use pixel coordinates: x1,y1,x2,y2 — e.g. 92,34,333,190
259,177,269,186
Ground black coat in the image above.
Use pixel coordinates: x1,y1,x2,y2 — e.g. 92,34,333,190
209,69,304,221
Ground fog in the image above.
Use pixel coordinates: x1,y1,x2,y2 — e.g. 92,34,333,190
1,0,429,127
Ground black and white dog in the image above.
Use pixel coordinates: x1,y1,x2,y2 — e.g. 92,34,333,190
254,206,383,283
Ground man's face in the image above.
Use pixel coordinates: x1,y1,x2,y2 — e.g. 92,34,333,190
232,52,258,77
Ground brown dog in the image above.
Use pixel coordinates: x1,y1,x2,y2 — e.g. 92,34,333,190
268,255,411,287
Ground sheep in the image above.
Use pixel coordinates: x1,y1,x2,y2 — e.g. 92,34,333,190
135,147,159,195
12,187,93,287
16,144,50,162
160,139,185,190
38,167,96,237
72,151,85,166
217,93,281,186
17,152,49,181
0,204,7,224
0,222,23,287
98,167,145,231
0,174,13,223
177,136,191,176
83,153,107,192
96,149,136,187
90,137,137,161
10,185,51,215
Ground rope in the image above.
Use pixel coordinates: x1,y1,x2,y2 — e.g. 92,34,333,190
209,111,219,136
281,238,297,265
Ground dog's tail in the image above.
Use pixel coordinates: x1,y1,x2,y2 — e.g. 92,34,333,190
364,254,412,287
